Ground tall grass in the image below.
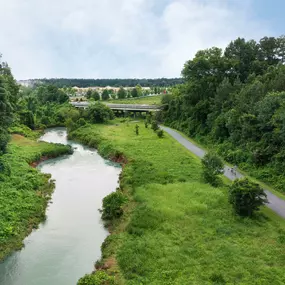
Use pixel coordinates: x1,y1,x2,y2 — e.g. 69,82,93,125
72,121,285,284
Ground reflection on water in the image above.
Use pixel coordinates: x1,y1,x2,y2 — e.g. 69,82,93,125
0,128,121,285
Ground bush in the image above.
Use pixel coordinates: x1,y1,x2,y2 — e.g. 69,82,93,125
66,118,77,132
157,129,164,138
77,271,115,285
229,178,268,216
135,124,139,135
151,121,159,131
0,129,10,155
78,118,87,126
86,103,114,123
201,152,224,186
102,191,127,220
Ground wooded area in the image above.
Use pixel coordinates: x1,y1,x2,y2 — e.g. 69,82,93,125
163,35,285,192
30,78,183,88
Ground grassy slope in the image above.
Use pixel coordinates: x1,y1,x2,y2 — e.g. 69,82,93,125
71,121,285,285
106,95,163,105
0,134,71,261
171,127,285,201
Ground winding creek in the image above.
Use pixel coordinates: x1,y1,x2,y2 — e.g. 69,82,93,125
0,128,121,285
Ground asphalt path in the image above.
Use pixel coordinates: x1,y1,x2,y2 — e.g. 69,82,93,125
161,126,285,219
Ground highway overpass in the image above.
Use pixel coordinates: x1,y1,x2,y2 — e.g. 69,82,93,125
70,101,161,112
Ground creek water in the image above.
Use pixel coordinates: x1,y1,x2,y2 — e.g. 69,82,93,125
0,128,121,285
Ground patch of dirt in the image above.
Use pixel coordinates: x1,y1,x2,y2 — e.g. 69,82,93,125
11,134,25,141
96,257,117,270
29,156,49,168
110,154,128,165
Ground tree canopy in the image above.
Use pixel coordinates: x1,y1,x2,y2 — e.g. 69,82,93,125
26,78,183,88
163,35,285,193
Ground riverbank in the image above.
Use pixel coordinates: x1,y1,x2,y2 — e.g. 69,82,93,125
0,134,72,261
70,121,285,284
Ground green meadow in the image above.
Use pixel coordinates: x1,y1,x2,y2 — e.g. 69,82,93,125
71,121,285,285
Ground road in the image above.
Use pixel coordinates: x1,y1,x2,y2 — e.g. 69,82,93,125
161,126,285,219
70,101,161,111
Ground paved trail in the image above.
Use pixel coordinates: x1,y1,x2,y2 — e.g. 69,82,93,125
161,126,285,219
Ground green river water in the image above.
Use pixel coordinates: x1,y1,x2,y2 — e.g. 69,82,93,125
0,128,121,285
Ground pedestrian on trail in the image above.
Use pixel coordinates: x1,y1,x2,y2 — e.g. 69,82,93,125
233,165,237,175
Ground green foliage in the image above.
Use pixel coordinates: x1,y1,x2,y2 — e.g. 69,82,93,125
16,85,76,129
117,87,126,99
78,118,87,126
32,78,183,88
163,35,285,193
108,94,163,105
229,178,268,216
135,124,139,135
151,121,159,131
144,121,148,128
156,129,164,138
0,134,71,261
77,271,115,285
86,103,114,123
66,118,77,132
92,91,100,101
86,89,93,99
131,87,138,98
101,191,127,220
201,152,224,186
9,124,42,139
19,110,35,129
101,89,109,101
35,84,69,104
72,122,285,284
0,75,13,153
0,128,10,155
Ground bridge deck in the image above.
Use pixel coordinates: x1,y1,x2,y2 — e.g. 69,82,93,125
70,102,161,111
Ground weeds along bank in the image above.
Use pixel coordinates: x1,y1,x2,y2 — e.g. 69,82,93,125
70,121,285,285
0,131,72,261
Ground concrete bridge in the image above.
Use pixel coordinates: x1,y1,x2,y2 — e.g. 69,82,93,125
70,101,161,112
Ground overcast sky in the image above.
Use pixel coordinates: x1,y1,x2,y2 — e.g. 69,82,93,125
0,0,283,80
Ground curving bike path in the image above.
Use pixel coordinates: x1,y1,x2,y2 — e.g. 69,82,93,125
161,126,285,219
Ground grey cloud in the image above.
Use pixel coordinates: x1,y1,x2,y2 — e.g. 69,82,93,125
0,0,270,79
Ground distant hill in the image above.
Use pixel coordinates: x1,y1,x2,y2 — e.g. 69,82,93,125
18,78,184,88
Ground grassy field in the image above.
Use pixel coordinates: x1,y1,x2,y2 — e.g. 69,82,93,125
0,134,71,261
107,94,163,105
71,121,285,284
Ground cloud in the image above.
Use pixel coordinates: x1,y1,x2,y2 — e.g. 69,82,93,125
0,0,270,79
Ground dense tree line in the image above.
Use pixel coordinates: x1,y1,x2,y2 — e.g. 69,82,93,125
0,55,19,153
163,35,285,192
27,78,183,88
16,84,71,129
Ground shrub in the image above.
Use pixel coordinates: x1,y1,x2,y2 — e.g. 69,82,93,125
229,178,268,216
77,271,115,285
201,152,224,186
0,157,11,176
86,103,114,123
66,118,77,132
0,128,10,154
151,121,159,131
146,114,152,124
135,124,139,135
156,129,164,138
78,118,87,126
102,191,127,220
